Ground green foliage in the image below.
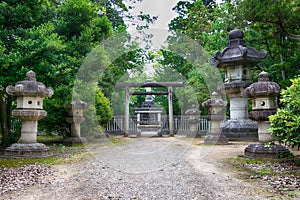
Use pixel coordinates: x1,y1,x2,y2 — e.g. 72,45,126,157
270,76,300,146
0,0,114,144
95,88,113,126
234,0,300,88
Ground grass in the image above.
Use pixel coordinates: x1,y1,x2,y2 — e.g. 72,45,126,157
0,135,129,168
0,157,58,168
37,135,64,144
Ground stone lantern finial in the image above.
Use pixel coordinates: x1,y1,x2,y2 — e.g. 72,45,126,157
26,70,36,81
258,71,269,81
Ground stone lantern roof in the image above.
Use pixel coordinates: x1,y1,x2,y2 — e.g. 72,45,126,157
69,100,88,109
185,104,201,115
6,70,54,97
244,71,280,98
202,92,227,108
210,29,267,68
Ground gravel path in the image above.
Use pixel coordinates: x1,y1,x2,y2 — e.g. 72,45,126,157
1,137,277,200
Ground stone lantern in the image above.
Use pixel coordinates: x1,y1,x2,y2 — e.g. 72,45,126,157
185,105,201,137
210,29,267,141
202,92,228,144
65,100,88,143
5,70,53,158
243,72,290,158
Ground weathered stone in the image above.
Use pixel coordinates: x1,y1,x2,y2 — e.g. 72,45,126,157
249,110,277,121
220,119,258,141
4,70,53,158
210,29,267,70
244,143,291,159
243,72,290,158
210,29,266,141
65,100,88,143
203,92,228,144
4,143,49,158
185,105,201,137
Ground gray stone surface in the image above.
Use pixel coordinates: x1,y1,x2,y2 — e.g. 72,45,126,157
243,72,290,158
220,119,258,141
4,143,49,158
203,92,228,144
244,143,291,159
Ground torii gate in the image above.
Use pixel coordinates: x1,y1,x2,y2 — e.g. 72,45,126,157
115,81,184,137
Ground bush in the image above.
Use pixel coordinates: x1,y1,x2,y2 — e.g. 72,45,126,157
269,76,300,147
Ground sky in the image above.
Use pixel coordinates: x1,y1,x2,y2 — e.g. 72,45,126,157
125,0,223,48
132,0,179,29
124,0,180,49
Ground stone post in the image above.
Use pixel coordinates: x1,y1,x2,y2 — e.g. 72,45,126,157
168,86,174,136
210,29,267,141
244,72,290,158
203,92,228,144
185,105,200,137
4,70,53,158
65,100,88,144
124,86,130,137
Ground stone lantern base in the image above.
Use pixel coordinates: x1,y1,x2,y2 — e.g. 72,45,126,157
244,143,291,159
204,135,229,145
220,119,258,141
4,143,49,158
136,124,162,137
64,137,88,145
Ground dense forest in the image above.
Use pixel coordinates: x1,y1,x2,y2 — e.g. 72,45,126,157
0,0,299,146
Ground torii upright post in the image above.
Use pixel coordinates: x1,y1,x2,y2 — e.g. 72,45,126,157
168,86,174,137
124,86,130,137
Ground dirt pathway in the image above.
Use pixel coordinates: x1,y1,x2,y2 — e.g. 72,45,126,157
1,137,278,200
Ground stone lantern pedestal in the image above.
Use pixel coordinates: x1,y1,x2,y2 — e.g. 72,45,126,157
65,100,88,144
203,92,228,145
244,72,290,158
210,29,267,141
4,70,53,158
185,105,200,137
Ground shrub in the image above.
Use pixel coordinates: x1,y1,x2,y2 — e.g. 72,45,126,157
269,76,300,147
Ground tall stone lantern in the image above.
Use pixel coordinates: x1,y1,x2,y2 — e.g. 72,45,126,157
210,29,267,141
203,92,228,144
244,72,290,158
5,70,53,158
185,105,201,137
65,100,88,144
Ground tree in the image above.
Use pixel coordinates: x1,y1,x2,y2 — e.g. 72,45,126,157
0,0,58,145
269,76,300,147
234,0,300,88
0,0,113,145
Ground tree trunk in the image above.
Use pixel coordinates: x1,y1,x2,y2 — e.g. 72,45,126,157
279,34,286,80
0,90,11,146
